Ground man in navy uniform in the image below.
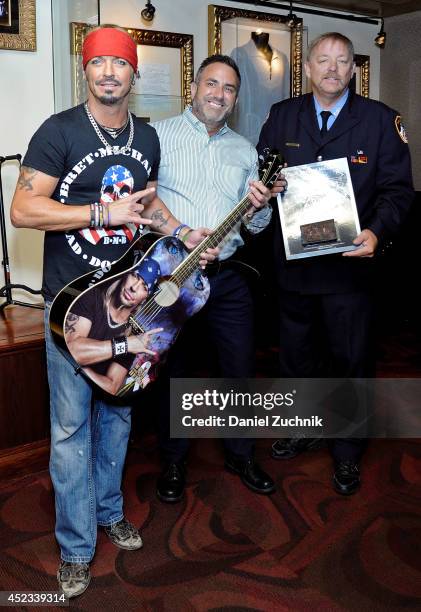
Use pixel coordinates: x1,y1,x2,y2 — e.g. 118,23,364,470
257,32,414,495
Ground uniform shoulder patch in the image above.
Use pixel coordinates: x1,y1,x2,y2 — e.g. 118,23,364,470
395,115,408,144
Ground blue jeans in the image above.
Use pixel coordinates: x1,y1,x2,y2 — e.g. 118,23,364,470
44,303,132,563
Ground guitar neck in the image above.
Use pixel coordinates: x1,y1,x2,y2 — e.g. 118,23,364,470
171,193,252,286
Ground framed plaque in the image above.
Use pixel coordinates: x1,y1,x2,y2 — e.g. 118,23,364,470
277,158,361,259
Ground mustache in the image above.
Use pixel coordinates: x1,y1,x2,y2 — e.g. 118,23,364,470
96,77,121,86
206,96,225,105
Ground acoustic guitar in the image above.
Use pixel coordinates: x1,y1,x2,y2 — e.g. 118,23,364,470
49,151,283,398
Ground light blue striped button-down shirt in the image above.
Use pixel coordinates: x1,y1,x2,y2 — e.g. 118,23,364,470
152,106,272,260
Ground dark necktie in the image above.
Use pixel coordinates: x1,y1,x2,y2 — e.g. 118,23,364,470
320,110,332,136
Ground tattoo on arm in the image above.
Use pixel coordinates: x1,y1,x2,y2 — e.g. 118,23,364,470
65,313,80,335
150,209,170,230
17,166,38,191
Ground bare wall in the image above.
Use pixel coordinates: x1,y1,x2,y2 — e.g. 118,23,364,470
381,12,421,190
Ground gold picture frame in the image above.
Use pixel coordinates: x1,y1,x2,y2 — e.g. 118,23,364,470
208,4,303,98
353,54,370,98
0,0,36,51
70,22,194,117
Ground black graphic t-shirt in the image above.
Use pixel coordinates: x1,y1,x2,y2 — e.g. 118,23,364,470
23,104,160,299
70,283,133,376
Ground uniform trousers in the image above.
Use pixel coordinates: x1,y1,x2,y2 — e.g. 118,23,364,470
278,288,374,462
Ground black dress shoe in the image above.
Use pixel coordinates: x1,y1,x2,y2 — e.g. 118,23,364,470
225,456,275,494
271,437,325,460
333,461,361,495
157,462,186,503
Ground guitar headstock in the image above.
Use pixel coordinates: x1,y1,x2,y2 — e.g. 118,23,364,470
258,149,284,189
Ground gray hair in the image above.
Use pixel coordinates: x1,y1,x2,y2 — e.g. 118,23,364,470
307,32,354,61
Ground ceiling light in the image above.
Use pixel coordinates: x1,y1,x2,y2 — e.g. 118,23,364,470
141,1,156,22
287,1,297,28
375,18,386,48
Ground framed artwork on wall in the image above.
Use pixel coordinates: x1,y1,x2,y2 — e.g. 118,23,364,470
208,4,303,144
0,0,36,51
352,54,370,97
70,23,194,123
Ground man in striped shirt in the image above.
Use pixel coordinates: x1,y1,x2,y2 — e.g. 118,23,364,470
151,55,282,502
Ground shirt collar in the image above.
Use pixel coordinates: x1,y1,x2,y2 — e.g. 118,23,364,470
313,89,349,119
183,106,229,137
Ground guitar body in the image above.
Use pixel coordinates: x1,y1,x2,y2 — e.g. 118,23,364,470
49,232,210,399
49,150,283,400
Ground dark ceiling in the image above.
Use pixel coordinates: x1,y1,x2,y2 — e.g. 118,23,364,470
294,0,421,17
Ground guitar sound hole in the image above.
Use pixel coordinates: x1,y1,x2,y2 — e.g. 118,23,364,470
154,280,180,307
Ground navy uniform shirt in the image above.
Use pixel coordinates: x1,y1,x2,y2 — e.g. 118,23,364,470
257,91,414,294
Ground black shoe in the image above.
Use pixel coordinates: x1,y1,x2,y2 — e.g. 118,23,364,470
225,455,275,494
333,461,361,495
271,437,325,460
157,462,186,503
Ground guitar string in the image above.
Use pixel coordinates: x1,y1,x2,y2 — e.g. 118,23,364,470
127,192,254,329
128,193,254,330
128,164,280,332
127,161,281,332
118,159,282,393
134,162,282,328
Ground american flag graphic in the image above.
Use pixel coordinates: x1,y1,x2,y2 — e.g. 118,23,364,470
79,165,139,245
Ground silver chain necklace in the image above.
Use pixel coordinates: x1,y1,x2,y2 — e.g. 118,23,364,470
99,115,130,139
84,102,134,152
106,302,126,329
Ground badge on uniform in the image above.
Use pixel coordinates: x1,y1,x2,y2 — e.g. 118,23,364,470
395,115,409,143
351,150,368,164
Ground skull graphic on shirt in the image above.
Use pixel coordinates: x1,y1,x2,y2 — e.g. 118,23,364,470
79,165,139,245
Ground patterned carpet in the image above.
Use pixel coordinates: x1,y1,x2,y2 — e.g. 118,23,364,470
1,275,421,610
1,433,421,611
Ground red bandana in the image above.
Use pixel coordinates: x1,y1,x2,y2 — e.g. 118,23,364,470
82,28,138,72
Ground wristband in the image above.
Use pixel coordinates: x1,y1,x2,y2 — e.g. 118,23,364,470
173,223,189,239
94,202,100,228
103,203,109,228
180,228,193,243
111,335,128,358
90,203,96,228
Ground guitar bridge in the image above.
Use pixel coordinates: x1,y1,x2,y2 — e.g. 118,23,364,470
128,315,144,335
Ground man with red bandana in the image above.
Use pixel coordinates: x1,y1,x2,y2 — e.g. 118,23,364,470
10,25,219,598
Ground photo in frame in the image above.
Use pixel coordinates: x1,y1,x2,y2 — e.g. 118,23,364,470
70,23,193,123
208,4,303,145
277,158,361,260
0,0,36,51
